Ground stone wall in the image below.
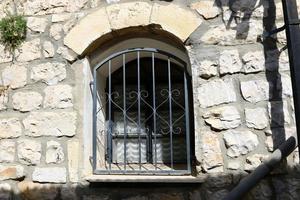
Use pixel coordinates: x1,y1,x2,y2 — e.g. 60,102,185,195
0,0,299,199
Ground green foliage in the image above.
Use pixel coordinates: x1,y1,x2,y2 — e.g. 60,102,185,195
0,14,26,53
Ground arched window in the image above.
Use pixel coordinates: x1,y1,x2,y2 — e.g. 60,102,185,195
92,41,193,175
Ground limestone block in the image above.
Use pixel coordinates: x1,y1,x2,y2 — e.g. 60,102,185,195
31,62,66,85
57,46,77,62
219,50,242,75
198,60,218,79
245,154,267,171
18,181,59,200
16,38,41,62
44,84,73,109
265,136,273,151
68,139,79,182
0,164,25,180
46,141,64,164
265,50,290,71
241,79,272,103
43,41,55,58
223,130,259,158
27,17,48,33
0,87,8,111
18,139,41,165
245,107,268,130
23,112,77,137
64,8,111,55
190,1,220,19
201,131,224,173
0,140,15,163
32,167,67,183
197,79,236,108
203,106,241,130
107,1,152,30
52,13,72,22
242,51,265,73
268,101,290,127
277,74,293,98
151,3,202,42
0,118,22,139
12,92,42,112
227,160,241,170
50,24,64,40
2,64,27,89
0,45,12,63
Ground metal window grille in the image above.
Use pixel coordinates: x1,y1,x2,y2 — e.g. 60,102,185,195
92,48,192,175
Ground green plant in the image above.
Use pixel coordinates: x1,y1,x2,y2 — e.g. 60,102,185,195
0,14,26,53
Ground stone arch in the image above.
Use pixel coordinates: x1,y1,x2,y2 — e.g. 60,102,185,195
64,1,202,55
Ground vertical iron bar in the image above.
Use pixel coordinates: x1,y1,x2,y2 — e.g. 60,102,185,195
168,58,173,169
123,54,127,172
137,51,142,170
152,53,157,170
281,0,300,160
184,70,191,172
92,70,97,172
108,60,112,171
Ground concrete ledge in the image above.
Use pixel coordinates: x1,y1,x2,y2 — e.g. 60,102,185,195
85,175,206,183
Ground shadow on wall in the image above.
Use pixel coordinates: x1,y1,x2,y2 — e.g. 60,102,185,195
214,0,291,159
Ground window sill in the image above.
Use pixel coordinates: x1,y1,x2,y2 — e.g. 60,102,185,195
85,174,206,183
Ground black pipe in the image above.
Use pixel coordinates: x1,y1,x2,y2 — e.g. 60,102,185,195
281,0,300,159
223,136,297,200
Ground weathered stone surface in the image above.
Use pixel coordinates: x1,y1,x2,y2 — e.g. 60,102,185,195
23,112,77,137
16,38,41,62
31,62,66,85
2,64,27,89
107,1,152,30
23,0,88,15
50,23,64,40
245,107,268,130
203,106,241,130
223,130,259,157
151,3,202,42
52,13,72,22
57,46,77,62
0,118,22,139
18,139,41,165
44,84,73,109
200,22,262,45
18,181,59,200
0,140,15,163
43,41,55,58
0,183,11,200
0,44,12,63
219,50,242,75
46,141,64,164
265,136,273,152
268,101,290,127
265,50,290,71
201,132,224,173
27,17,48,33
64,8,111,55
0,87,8,111
197,79,236,108
0,165,25,180
190,1,220,19
198,60,218,79
245,154,267,171
227,160,241,170
277,74,293,98
241,79,272,103
12,92,42,112
68,139,79,182
242,51,265,73
32,167,67,183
